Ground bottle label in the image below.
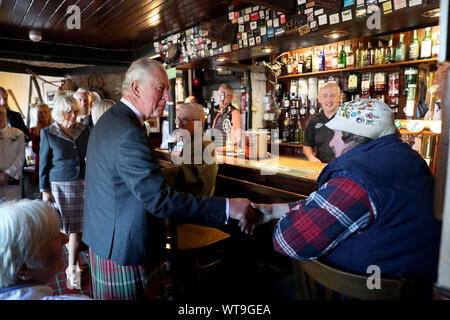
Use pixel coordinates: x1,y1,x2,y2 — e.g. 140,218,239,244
421,41,432,58
349,75,358,89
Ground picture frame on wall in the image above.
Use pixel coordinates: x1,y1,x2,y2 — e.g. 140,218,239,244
42,83,58,106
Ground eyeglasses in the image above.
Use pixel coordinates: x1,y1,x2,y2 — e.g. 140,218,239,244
176,117,190,124
176,117,202,124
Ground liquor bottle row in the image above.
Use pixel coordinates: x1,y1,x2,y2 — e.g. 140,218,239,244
263,65,421,143
281,27,439,75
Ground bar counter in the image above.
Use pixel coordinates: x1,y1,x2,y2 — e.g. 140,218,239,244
155,148,324,203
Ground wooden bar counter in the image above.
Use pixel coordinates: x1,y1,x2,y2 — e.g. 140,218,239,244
155,148,324,203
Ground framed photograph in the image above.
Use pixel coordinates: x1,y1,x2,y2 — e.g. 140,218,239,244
145,117,160,133
42,83,59,105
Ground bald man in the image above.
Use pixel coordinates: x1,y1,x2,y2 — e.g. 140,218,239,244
303,82,341,163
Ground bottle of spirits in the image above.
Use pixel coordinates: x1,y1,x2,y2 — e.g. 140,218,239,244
355,42,362,67
374,72,386,92
420,27,432,59
281,56,288,76
395,33,407,62
375,40,385,65
325,45,333,70
294,116,304,144
388,72,400,114
319,48,325,71
360,42,367,67
432,32,440,58
305,49,312,73
361,72,373,98
386,35,395,64
298,54,304,74
332,46,339,70
282,106,291,143
346,44,354,67
312,48,320,72
338,45,347,69
286,55,293,74
409,29,420,61
404,67,419,117
365,42,373,66
348,72,361,94
293,53,299,74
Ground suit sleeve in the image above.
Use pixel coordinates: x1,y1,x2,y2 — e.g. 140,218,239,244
39,129,51,191
116,126,226,227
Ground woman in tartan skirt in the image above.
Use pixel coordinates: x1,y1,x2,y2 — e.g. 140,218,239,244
39,95,90,290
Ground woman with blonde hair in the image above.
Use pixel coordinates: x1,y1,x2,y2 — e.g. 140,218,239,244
29,103,54,186
39,95,90,290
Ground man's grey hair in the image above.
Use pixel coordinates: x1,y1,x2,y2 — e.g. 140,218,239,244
92,99,115,125
122,58,165,94
178,103,205,122
52,95,80,123
0,199,61,288
218,83,233,92
73,87,92,100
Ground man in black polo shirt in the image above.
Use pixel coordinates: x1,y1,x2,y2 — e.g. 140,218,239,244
303,82,340,163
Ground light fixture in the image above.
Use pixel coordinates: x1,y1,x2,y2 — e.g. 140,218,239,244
29,30,42,42
324,30,348,39
422,8,440,18
216,56,228,62
261,46,276,54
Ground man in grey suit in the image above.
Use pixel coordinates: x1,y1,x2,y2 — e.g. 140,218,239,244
83,58,258,300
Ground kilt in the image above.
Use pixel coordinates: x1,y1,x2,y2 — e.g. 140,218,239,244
51,179,84,233
89,249,169,300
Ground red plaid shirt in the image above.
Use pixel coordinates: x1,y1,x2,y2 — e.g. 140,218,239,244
273,176,375,260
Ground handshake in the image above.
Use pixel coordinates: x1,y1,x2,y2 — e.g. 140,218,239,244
228,198,289,235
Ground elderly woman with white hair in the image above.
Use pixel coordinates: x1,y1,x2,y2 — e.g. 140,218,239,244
39,95,90,290
0,199,91,299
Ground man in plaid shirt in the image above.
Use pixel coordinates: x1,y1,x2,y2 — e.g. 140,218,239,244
254,99,441,298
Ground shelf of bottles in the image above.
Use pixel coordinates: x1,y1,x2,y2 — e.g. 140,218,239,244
263,26,440,149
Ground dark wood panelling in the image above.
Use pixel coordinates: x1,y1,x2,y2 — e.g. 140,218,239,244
0,0,248,49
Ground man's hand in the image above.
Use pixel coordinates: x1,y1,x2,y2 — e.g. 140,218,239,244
0,172,9,186
250,202,290,229
229,198,261,234
42,191,55,204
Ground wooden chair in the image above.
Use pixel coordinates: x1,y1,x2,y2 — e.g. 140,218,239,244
164,220,231,299
292,259,419,300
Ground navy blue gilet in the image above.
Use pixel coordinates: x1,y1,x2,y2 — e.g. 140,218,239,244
317,134,441,297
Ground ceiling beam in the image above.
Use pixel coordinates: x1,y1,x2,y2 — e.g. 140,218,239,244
0,60,66,77
239,0,295,13
0,38,133,67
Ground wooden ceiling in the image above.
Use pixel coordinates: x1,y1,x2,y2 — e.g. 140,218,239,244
0,0,249,49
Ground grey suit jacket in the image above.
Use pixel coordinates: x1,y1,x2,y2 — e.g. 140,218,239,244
82,101,227,266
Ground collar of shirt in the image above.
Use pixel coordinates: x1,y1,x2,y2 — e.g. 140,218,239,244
120,97,145,125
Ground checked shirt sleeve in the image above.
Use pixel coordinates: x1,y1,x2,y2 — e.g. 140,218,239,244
272,176,375,261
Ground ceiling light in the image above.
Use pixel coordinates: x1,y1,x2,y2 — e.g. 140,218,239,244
29,30,42,42
422,8,440,18
324,31,348,39
261,46,276,54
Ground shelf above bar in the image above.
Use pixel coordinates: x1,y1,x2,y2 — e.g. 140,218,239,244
278,58,438,79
